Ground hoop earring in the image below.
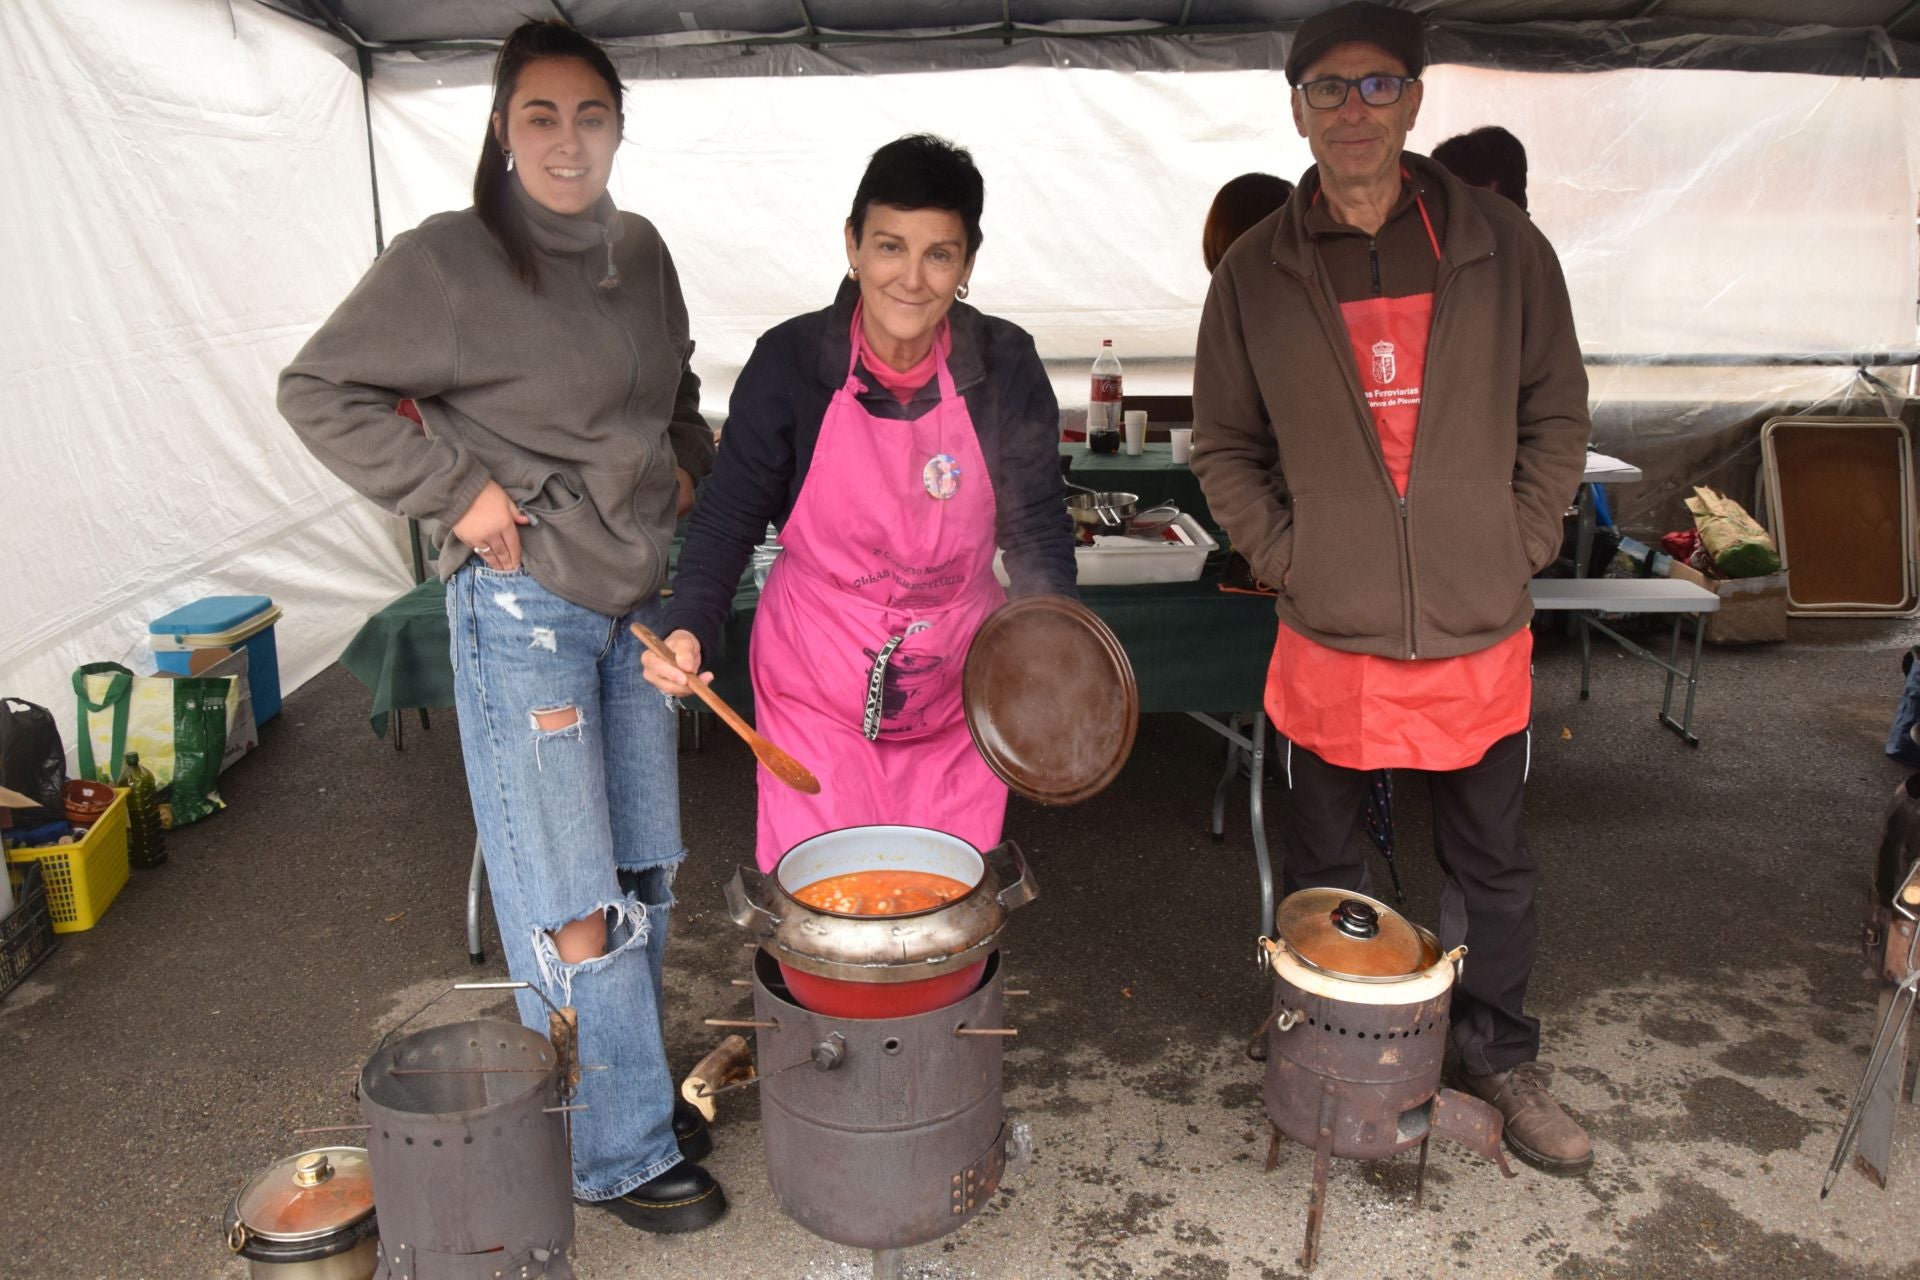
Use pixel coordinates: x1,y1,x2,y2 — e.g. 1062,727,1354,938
504,150,515,172
956,282,970,301
847,266,859,281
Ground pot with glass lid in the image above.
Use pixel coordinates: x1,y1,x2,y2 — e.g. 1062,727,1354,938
1257,889,1514,1270
223,1147,378,1280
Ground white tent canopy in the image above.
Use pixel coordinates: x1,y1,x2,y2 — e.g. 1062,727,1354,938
5,0,1919,744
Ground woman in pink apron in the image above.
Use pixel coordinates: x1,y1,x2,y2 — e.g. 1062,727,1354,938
644,134,1077,869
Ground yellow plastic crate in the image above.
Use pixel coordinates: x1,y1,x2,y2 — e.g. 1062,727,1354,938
6,788,130,932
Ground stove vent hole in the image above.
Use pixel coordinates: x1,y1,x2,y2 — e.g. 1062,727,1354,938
883,1037,903,1055
1338,1028,1347,1035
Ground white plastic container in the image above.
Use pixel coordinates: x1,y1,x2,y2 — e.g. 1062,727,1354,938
994,513,1216,587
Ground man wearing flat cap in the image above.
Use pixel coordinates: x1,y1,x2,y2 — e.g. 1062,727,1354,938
1192,0,1593,1172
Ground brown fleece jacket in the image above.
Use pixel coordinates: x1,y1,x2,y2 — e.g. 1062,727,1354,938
1192,153,1589,661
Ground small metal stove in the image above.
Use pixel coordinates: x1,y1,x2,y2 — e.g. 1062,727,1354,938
746,947,1019,1278
1258,891,1513,1270
358,983,579,1279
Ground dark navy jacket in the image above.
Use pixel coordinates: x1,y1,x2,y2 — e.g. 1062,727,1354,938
663,278,1077,661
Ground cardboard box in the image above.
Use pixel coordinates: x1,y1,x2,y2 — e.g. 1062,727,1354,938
1665,560,1789,644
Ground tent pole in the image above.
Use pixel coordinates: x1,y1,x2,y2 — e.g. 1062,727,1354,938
355,46,426,585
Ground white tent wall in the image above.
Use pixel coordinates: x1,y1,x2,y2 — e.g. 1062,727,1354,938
0,0,410,749
369,51,1920,532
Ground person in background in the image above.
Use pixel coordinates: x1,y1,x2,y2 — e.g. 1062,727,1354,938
642,134,1075,872
1203,172,1297,274
1433,125,1529,213
1191,1,1593,1173
278,20,727,1233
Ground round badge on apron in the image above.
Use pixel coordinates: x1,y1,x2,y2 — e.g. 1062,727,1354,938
923,453,961,500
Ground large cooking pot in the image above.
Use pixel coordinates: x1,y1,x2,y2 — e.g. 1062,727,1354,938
223,1147,378,1280
727,825,1037,1018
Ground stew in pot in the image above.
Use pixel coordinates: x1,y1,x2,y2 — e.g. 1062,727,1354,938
793,870,972,916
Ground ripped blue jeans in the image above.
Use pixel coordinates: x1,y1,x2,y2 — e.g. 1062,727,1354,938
449,564,685,1200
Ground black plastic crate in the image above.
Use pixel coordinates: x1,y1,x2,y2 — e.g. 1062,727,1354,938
1,859,59,1000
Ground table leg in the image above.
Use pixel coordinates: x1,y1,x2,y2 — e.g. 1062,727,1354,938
1577,611,1592,701
1573,483,1596,579
1211,715,1240,843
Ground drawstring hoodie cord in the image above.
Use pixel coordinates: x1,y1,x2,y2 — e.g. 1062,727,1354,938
508,181,623,289
598,223,620,290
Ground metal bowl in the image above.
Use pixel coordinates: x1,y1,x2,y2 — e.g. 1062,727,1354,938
1065,491,1139,530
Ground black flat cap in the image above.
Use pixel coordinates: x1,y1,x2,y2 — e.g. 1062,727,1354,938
1285,2,1427,86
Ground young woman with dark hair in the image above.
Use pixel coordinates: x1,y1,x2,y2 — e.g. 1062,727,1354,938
277,20,726,1234
643,133,1076,872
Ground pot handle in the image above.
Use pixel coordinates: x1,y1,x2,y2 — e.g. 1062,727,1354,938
726,864,781,933
986,839,1038,910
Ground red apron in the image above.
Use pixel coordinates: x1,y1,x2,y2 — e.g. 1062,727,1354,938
1266,191,1531,772
748,311,1008,870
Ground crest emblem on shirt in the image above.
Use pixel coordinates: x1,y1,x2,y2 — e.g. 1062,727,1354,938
1370,340,1397,386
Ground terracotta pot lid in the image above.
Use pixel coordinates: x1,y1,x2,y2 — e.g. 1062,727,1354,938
963,595,1138,805
1274,888,1438,980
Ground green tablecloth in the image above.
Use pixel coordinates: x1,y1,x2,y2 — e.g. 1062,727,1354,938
337,574,1278,734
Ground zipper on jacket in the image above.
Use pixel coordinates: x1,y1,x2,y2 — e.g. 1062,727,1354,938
1368,240,1382,297
1398,247,1495,659
1405,495,1420,660
589,253,669,583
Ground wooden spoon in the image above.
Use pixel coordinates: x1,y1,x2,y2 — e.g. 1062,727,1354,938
630,623,821,795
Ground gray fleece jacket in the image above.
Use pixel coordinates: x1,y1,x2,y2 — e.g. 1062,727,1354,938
278,182,715,617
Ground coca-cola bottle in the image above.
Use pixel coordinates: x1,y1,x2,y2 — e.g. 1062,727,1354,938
1087,340,1123,454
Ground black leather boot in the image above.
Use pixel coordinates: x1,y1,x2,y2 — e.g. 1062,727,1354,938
592,1162,728,1234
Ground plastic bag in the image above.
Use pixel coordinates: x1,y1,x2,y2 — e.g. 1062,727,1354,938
72,663,230,826
1684,486,1783,578
0,697,68,826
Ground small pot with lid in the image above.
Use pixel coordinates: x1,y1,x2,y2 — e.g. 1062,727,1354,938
1259,888,1469,1162
1267,888,1460,988
224,1147,378,1280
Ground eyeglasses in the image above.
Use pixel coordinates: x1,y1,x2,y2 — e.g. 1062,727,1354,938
1298,74,1415,111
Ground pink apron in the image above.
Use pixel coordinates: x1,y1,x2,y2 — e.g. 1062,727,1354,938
749,310,1008,870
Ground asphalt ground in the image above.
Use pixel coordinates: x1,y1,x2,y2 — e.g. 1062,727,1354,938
5,614,1920,1279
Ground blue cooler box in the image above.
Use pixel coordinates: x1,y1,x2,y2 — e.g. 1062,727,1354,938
149,596,283,724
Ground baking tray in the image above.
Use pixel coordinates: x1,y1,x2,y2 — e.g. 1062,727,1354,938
1760,416,1917,616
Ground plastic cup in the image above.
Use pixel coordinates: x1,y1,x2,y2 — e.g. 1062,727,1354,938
1169,427,1193,464
1124,410,1147,456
